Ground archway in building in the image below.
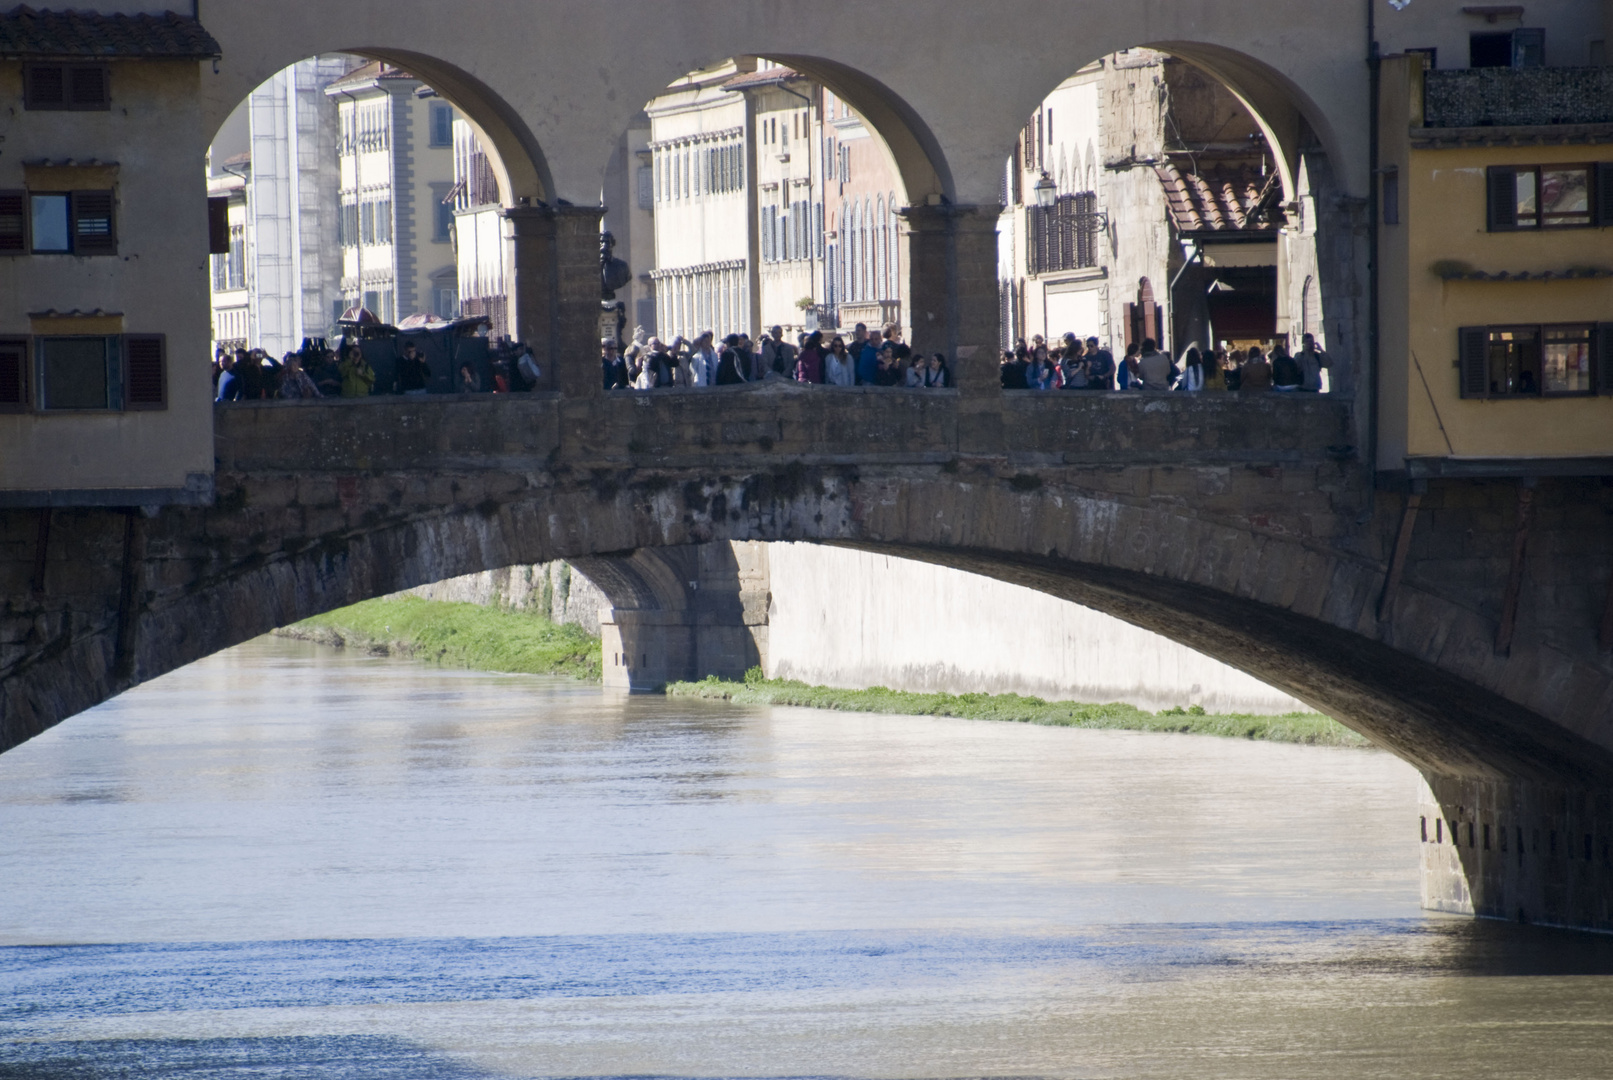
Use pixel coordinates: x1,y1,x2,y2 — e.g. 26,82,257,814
606,54,952,376
997,45,1359,400
204,50,550,393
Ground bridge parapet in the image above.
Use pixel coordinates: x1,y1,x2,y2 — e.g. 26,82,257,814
214,386,1356,475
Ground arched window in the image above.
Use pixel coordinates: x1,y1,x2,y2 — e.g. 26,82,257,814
1302,275,1319,342
875,196,886,301
859,198,871,301
888,193,900,301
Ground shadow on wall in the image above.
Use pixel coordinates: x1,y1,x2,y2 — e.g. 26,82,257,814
419,543,1304,714
765,542,1308,715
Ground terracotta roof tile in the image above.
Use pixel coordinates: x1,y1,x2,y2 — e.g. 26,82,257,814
1153,160,1281,236
721,66,802,91
0,5,220,58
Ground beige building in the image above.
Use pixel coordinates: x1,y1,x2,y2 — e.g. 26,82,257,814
1376,52,1613,475
645,60,752,342
0,10,220,504
325,63,457,325
644,59,908,343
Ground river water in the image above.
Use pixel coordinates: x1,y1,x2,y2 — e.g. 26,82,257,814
4,637,1613,1079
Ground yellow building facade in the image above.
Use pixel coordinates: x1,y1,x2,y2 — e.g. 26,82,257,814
1378,54,1613,478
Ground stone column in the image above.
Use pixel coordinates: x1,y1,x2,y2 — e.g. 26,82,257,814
503,203,605,399
902,203,1004,452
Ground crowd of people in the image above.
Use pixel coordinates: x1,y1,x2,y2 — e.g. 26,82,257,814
602,322,952,391
212,339,544,402
215,323,1330,402
1000,332,1331,393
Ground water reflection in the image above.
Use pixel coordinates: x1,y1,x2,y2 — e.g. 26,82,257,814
2,636,1610,1079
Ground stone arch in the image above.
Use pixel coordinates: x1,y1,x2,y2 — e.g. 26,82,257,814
753,54,949,205
209,47,551,209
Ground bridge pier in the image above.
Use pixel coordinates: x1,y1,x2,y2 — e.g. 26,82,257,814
1421,774,1613,932
577,542,770,692
902,204,1002,408
504,203,605,397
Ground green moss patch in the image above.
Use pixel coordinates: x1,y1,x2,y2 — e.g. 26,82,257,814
277,595,601,681
667,669,1370,747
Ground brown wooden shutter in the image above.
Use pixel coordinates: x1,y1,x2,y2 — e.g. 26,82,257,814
23,64,66,109
1458,326,1490,398
208,197,230,254
1486,168,1517,230
123,335,166,410
1596,324,1613,395
68,65,109,109
0,338,28,411
71,190,116,256
0,190,25,255
1596,164,1613,227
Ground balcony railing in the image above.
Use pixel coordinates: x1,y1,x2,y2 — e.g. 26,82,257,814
1423,66,1613,129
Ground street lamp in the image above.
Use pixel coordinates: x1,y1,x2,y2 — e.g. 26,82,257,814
1033,171,1056,209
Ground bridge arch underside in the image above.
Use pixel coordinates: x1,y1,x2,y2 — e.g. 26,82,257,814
5,448,1613,926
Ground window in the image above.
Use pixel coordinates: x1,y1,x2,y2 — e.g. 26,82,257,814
207,196,230,255
31,194,71,252
23,63,109,110
0,338,27,411
637,164,653,209
1027,192,1100,274
339,198,359,247
212,224,245,291
1487,165,1608,230
1459,323,1613,398
35,336,117,410
9,190,117,255
123,335,167,409
429,103,453,148
430,183,454,242
1471,28,1544,68
433,285,459,319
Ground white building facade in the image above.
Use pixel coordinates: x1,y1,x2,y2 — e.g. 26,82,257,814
326,62,457,326
206,54,349,357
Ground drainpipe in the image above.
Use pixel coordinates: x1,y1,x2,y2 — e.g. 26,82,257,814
1367,0,1381,488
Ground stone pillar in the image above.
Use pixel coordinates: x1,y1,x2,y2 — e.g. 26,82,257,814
1420,772,1613,931
580,541,770,692
503,203,605,399
902,203,1004,452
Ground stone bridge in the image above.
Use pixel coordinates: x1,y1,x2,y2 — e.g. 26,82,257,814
4,389,1613,929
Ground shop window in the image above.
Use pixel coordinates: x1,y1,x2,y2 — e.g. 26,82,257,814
1459,323,1613,398
1487,165,1609,230
23,63,109,110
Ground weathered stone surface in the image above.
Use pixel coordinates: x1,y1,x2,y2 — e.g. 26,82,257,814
5,389,1613,925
